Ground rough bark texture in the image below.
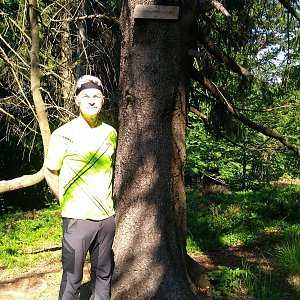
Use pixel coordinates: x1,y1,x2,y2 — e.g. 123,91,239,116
112,1,198,299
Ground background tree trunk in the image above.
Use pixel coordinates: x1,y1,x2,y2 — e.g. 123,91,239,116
112,1,198,298
60,0,75,113
76,0,87,77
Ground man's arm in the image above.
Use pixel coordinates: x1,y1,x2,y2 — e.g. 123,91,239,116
44,167,60,200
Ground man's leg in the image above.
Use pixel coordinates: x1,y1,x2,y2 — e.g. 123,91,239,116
89,216,115,300
59,219,99,300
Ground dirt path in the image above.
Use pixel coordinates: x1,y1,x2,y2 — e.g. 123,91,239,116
0,261,62,300
0,252,92,300
0,246,299,299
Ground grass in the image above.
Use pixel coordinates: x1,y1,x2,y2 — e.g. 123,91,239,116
275,232,300,275
0,202,62,273
187,185,300,252
187,185,300,299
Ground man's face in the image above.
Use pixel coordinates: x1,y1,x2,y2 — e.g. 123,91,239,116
75,88,104,117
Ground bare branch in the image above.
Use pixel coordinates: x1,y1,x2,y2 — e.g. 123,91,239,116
194,1,231,16
189,106,208,124
0,34,30,68
233,104,299,113
0,47,37,119
0,107,40,135
210,0,231,17
50,13,120,26
0,168,45,193
0,11,31,42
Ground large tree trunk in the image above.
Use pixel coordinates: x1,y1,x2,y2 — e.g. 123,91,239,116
112,1,198,298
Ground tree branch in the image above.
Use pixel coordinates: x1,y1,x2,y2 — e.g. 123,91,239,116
50,13,120,26
0,107,40,135
278,0,300,22
189,106,208,125
0,34,30,68
195,0,231,16
210,0,231,17
0,11,31,42
0,47,37,119
233,103,299,113
191,67,300,156
0,169,45,193
189,106,288,152
29,0,51,156
0,0,51,194
191,31,250,77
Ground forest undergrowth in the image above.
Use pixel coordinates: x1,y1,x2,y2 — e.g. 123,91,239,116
0,185,299,299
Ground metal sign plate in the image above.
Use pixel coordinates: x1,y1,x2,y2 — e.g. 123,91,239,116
133,5,179,20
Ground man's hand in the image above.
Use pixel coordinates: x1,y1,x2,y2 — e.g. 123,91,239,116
44,167,60,200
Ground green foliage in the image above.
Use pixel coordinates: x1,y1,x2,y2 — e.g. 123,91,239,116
186,111,300,191
0,203,61,269
208,265,249,299
208,259,298,300
208,262,282,300
186,236,201,255
188,0,300,191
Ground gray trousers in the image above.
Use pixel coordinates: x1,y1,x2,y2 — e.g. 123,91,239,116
58,216,115,300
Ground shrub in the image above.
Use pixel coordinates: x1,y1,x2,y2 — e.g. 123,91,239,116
208,265,249,299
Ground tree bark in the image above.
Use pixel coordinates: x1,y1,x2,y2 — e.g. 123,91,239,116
76,0,88,77
112,1,199,299
60,0,75,113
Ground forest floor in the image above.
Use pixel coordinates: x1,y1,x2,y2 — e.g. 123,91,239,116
0,244,299,299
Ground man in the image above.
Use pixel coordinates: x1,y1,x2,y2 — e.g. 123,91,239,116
44,75,117,300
